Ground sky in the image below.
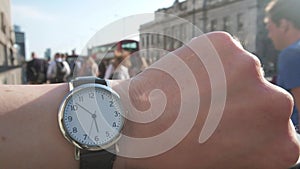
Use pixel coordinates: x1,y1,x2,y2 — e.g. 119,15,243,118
11,0,181,60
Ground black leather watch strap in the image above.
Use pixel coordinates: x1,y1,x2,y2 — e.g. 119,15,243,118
71,77,115,169
80,149,116,169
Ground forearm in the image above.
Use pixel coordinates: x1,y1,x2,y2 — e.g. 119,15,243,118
1,32,298,169
0,79,151,169
0,84,78,169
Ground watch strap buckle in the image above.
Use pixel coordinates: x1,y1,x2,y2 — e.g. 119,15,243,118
75,147,80,161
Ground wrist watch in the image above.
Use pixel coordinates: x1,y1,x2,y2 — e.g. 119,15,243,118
58,76,125,169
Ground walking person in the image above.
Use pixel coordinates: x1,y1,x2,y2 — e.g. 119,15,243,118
104,47,131,80
265,0,300,129
26,52,48,84
47,53,70,83
60,53,71,81
77,56,99,77
97,58,108,79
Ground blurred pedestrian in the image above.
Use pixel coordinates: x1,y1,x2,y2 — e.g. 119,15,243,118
97,58,108,79
26,52,48,84
60,53,71,81
47,53,70,83
66,50,79,80
77,56,99,77
104,47,131,80
265,0,300,129
128,51,148,77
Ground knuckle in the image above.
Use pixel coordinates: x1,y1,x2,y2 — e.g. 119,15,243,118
270,85,294,119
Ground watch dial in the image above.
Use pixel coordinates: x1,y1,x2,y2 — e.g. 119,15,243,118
61,85,124,149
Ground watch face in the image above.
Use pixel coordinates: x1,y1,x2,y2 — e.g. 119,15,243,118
58,84,124,150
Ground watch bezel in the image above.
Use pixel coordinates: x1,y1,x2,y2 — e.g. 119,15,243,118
58,83,125,151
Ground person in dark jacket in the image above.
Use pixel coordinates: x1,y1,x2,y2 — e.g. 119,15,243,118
26,52,48,84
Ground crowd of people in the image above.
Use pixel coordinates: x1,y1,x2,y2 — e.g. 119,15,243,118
26,52,48,84
26,46,147,84
26,52,72,84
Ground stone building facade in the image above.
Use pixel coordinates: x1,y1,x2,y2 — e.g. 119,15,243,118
0,0,23,84
140,0,277,77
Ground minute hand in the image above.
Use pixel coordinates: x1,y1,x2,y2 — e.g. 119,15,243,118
76,103,93,115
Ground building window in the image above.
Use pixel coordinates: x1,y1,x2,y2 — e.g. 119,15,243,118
10,49,14,66
172,26,182,49
180,24,186,41
146,34,150,48
157,34,160,44
141,34,147,49
172,26,178,40
0,13,2,32
164,28,173,51
237,13,244,32
1,12,6,34
0,43,6,66
223,16,231,32
151,34,155,45
210,19,218,32
159,33,164,47
141,36,146,49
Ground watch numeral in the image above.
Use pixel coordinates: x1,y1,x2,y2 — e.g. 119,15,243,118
101,95,104,100
89,92,95,99
114,111,119,117
67,116,72,122
83,134,88,140
94,136,99,141
112,122,117,127
78,96,84,102
72,127,78,133
109,101,114,107
71,105,78,111
105,131,110,137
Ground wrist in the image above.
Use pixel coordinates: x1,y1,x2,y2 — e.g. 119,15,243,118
110,77,152,169
110,69,181,169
